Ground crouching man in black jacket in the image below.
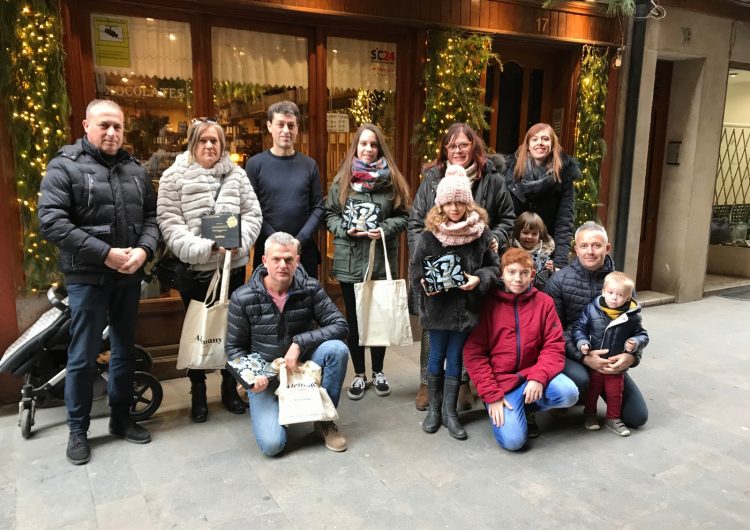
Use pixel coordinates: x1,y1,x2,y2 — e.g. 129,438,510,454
226,232,349,455
38,99,160,465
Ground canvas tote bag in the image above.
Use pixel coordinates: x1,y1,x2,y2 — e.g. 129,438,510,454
176,251,232,370
276,360,339,425
354,228,413,347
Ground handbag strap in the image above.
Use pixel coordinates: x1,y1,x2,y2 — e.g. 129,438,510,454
208,176,226,215
278,361,288,389
363,228,391,282
219,250,232,302
204,251,232,306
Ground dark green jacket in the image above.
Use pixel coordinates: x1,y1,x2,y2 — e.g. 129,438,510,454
325,178,409,284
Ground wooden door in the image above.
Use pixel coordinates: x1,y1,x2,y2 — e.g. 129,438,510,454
484,41,579,155
637,60,673,290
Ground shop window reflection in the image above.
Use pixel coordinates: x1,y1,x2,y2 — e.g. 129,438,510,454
211,29,310,168
91,14,193,299
325,37,397,288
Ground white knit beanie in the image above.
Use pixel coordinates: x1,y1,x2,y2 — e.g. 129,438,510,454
435,165,473,206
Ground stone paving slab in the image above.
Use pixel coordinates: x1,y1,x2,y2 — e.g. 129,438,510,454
1,295,749,528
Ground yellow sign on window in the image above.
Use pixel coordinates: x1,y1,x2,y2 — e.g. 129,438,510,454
92,16,130,68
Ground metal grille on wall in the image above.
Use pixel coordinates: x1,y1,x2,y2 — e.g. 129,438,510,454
714,126,750,207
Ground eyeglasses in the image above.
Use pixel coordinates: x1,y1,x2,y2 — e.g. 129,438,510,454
446,142,472,153
191,117,218,125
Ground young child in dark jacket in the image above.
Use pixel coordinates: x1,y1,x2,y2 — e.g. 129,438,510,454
572,271,649,437
503,211,556,290
409,165,499,441
464,248,579,451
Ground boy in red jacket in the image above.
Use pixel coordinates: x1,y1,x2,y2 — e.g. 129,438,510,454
464,248,579,451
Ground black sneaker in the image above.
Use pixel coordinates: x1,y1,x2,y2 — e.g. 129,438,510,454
109,417,152,444
347,374,367,400
525,408,540,439
372,372,391,397
66,432,90,465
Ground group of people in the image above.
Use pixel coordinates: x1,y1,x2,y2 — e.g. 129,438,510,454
37,97,649,466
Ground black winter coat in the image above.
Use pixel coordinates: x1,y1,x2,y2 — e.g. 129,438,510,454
409,228,500,332
38,138,159,285
407,159,515,253
544,255,616,362
225,264,348,363
571,297,648,368
502,153,581,269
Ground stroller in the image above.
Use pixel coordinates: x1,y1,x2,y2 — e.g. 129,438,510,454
0,285,163,439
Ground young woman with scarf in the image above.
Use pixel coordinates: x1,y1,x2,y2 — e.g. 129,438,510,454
503,123,582,270
325,123,411,401
408,123,515,411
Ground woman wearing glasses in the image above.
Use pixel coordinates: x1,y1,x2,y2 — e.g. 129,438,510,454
503,123,581,270
157,118,262,422
408,122,515,412
324,123,411,401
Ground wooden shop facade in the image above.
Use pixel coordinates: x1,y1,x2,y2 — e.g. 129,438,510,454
0,0,620,397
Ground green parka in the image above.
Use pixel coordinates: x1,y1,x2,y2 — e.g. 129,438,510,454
325,177,409,284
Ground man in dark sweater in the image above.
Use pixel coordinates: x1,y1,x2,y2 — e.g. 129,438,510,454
246,101,324,278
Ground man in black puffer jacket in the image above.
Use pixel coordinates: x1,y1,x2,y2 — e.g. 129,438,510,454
38,100,159,465
545,222,648,428
226,232,349,456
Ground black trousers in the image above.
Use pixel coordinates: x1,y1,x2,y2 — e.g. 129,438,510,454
339,281,385,374
179,266,246,383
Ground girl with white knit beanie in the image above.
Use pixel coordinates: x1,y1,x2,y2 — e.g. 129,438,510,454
408,164,499,440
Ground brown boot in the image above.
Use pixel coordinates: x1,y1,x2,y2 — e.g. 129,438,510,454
457,382,474,411
415,383,428,411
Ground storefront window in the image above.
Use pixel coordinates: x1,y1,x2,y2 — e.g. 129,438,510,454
91,14,193,298
325,36,397,285
712,68,750,247
211,28,309,167
91,15,193,175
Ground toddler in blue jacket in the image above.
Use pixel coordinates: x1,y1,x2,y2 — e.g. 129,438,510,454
571,271,649,436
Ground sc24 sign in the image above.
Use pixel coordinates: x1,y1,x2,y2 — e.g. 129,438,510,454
370,49,396,63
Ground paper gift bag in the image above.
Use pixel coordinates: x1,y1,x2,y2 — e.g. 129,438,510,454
276,360,338,426
354,228,413,347
176,252,232,370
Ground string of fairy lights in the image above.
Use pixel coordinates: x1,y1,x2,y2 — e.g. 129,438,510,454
573,45,610,226
0,0,70,291
413,31,500,165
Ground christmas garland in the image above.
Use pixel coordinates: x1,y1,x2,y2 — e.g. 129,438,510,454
573,45,610,226
0,0,70,292
413,30,500,165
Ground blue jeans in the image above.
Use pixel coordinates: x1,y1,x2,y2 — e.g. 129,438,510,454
489,374,579,451
65,281,141,433
427,330,468,378
247,340,349,456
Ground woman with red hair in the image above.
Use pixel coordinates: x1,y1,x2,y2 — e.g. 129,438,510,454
503,123,581,269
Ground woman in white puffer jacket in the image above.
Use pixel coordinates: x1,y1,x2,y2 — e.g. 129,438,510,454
157,118,261,423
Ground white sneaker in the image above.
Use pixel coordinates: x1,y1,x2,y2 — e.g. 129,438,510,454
371,372,391,397
346,374,367,400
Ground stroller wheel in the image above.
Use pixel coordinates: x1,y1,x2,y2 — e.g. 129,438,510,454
19,406,34,439
130,371,163,422
133,345,153,373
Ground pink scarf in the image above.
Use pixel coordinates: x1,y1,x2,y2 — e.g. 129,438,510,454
433,210,485,247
